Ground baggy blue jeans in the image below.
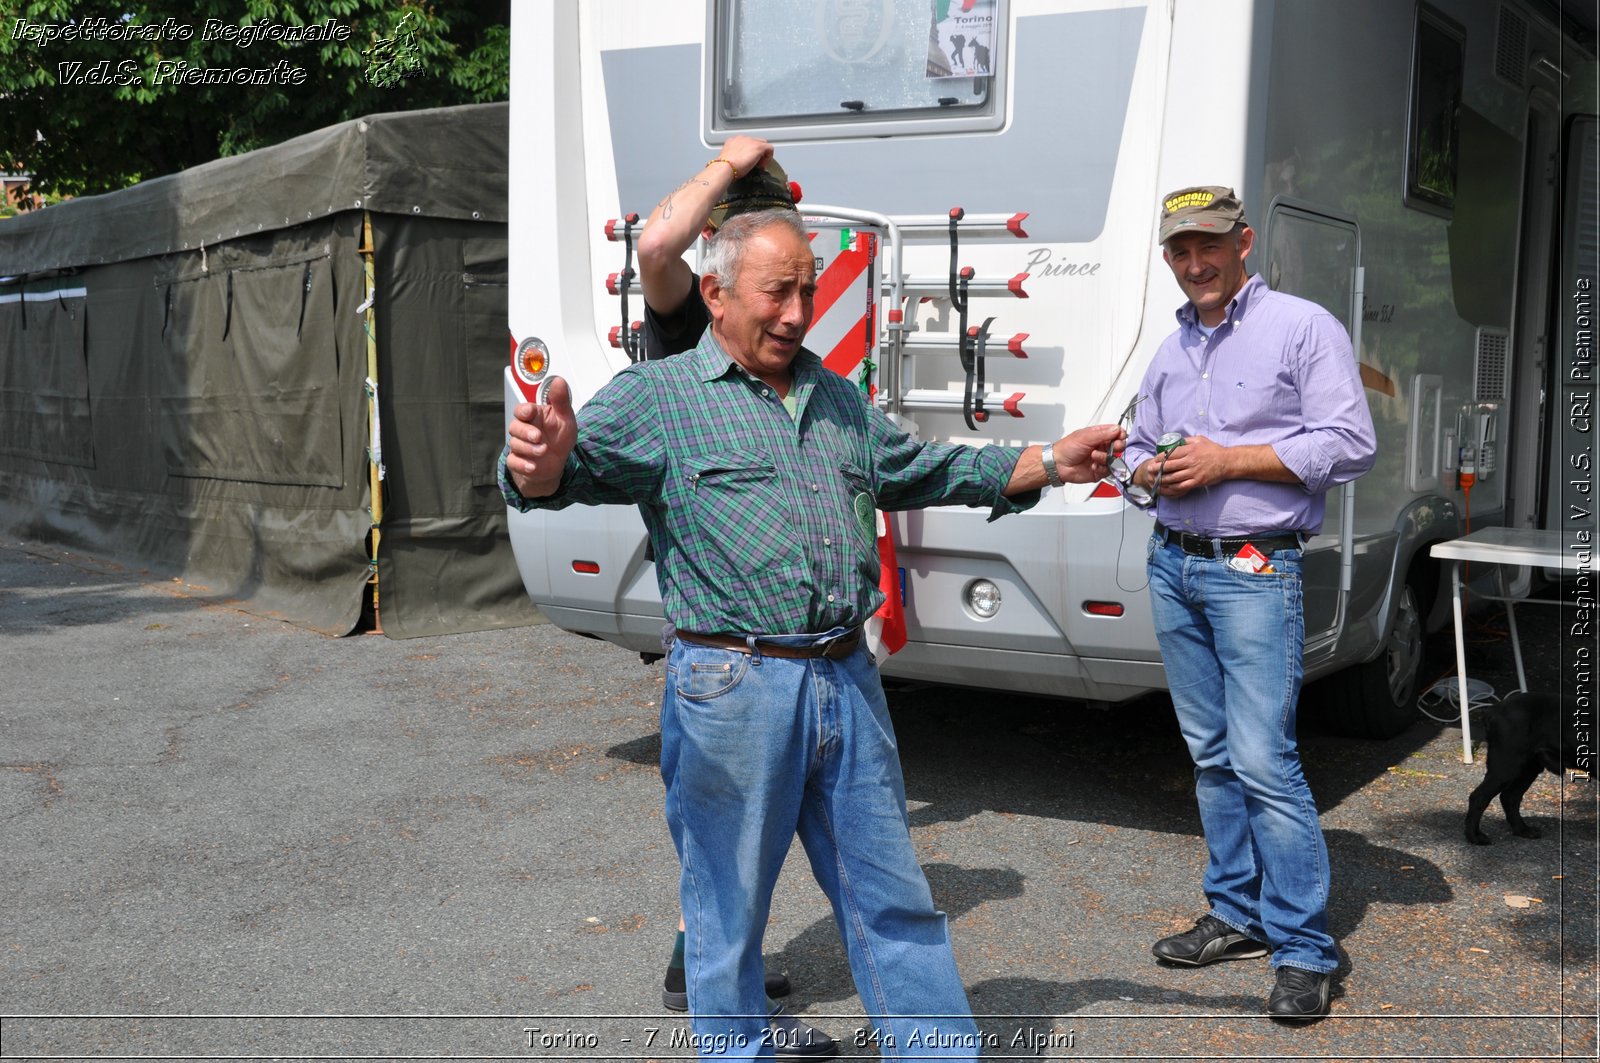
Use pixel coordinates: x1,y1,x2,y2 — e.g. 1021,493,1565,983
660,629,981,1061
1147,538,1338,973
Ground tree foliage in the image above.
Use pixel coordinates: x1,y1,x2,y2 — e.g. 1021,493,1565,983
1,1,509,201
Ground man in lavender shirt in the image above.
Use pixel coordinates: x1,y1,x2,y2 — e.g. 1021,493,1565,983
1120,186,1376,1023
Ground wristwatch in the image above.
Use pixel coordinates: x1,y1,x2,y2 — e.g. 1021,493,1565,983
1040,442,1065,488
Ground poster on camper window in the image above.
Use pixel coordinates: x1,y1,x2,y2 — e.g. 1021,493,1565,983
927,0,995,79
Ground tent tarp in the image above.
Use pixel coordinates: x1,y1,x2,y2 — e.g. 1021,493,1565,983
1,103,508,277
0,103,537,638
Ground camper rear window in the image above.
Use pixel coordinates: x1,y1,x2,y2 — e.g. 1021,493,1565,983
1406,5,1463,215
708,0,1005,139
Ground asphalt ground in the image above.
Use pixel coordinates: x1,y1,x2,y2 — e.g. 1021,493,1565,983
1,538,1595,1062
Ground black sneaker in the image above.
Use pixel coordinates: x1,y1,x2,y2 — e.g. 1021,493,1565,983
1266,966,1332,1022
661,972,793,1012
1151,914,1270,966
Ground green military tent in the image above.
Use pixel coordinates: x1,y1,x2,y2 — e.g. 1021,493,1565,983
0,102,536,637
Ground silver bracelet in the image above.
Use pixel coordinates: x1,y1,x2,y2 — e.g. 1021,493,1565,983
1040,442,1065,488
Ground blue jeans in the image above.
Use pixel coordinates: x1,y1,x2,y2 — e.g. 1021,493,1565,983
1146,538,1337,973
660,629,981,1061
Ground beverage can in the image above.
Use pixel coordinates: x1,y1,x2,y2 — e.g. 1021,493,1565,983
1156,432,1185,456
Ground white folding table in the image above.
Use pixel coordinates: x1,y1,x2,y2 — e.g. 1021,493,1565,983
1430,527,1586,763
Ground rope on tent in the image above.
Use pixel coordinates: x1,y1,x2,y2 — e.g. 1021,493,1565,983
358,212,384,633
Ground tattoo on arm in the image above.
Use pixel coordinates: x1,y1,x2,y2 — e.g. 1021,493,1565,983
657,177,712,222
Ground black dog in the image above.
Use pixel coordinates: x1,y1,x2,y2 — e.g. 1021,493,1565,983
1464,691,1592,845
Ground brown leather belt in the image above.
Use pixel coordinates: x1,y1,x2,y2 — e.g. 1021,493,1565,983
1155,522,1304,559
676,627,863,660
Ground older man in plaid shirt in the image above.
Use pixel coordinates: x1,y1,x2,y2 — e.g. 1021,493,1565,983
499,209,1121,1061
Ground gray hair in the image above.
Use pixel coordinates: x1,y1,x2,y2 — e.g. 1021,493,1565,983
702,209,807,289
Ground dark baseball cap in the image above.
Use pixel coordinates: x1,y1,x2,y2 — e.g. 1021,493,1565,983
708,157,800,230
1158,185,1246,244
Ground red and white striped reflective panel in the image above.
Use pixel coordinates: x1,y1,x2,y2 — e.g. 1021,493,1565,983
804,227,906,659
805,228,878,390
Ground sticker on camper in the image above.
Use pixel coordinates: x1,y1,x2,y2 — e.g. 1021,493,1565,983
927,0,996,79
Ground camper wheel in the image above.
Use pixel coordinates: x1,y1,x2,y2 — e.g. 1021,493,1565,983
1314,573,1427,739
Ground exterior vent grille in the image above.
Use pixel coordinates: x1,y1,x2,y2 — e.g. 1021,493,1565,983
1475,327,1509,402
1577,118,1599,281
1495,5,1528,88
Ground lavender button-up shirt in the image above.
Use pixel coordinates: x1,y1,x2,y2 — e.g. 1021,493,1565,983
1123,274,1376,537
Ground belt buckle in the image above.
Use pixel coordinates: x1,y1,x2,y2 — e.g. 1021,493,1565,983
819,630,854,660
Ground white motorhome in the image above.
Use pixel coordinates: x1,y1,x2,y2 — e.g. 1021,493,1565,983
504,0,1598,737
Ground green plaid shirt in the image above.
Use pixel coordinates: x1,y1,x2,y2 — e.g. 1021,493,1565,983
498,333,1032,635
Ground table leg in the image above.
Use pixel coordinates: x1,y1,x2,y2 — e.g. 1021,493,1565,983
1452,559,1473,764
1505,602,1526,692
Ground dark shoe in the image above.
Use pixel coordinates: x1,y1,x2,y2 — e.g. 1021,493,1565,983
1152,914,1270,967
661,972,793,1012
1267,966,1332,1023
766,1003,840,1058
